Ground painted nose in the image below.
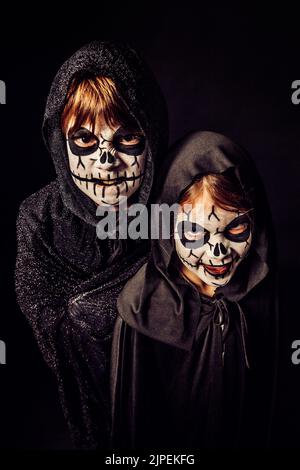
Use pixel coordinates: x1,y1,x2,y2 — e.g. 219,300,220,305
213,242,228,257
95,151,117,170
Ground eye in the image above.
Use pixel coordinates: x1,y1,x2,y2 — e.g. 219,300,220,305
224,214,251,242
177,220,210,248
70,128,99,148
119,134,143,146
184,223,206,241
74,134,98,148
227,222,249,235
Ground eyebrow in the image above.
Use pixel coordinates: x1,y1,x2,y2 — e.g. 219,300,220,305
224,212,252,230
113,126,143,137
67,127,98,138
179,208,254,226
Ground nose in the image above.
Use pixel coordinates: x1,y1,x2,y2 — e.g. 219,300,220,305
95,151,119,170
213,242,228,257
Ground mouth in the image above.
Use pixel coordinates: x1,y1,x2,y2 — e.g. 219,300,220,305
202,259,234,277
71,171,144,186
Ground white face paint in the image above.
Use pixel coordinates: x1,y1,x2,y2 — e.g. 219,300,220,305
174,192,252,288
66,122,147,206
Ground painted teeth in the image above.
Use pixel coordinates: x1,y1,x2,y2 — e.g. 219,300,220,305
101,180,120,186
71,170,143,184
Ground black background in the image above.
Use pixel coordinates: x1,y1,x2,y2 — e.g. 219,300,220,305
0,5,299,449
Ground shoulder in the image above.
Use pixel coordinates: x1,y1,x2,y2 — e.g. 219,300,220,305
16,180,64,229
117,262,148,307
117,260,155,327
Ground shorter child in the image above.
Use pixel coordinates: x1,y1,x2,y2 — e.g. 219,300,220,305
111,131,278,449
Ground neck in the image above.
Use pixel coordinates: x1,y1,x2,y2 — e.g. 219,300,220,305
179,263,216,297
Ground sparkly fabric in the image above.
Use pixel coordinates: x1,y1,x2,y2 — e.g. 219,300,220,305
14,41,168,449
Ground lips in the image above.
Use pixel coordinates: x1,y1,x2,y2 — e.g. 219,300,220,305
96,179,122,187
203,260,233,276
71,171,144,186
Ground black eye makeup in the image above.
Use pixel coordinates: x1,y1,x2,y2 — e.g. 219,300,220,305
68,128,100,156
224,214,251,242
113,127,146,156
177,220,210,249
67,126,146,157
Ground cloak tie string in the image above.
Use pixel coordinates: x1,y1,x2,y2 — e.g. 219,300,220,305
212,297,250,370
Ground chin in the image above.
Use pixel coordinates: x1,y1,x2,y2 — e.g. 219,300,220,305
99,199,120,207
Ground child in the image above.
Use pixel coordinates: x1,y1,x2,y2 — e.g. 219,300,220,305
15,41,168,449
111,131,278,449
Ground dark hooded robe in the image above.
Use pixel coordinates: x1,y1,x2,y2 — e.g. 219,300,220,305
14,41,168,449
111,131,279,449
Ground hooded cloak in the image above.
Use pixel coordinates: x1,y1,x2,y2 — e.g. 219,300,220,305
14,41,168,449
111,131,278,449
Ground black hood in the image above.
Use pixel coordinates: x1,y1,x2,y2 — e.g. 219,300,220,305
117,131,277,349
42,40,168,226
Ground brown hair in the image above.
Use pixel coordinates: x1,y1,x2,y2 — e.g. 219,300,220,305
179,172,252,214
61,75,130,136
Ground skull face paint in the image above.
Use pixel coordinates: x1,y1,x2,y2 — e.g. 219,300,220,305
174,192,252,287
66,122,147,206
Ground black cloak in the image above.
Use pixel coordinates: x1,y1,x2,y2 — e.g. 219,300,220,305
14,41,168,449
111,131,279,449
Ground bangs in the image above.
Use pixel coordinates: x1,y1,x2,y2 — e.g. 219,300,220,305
61,75,131,135
179,173,253,214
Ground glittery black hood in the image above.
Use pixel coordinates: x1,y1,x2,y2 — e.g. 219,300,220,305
42,40,168,226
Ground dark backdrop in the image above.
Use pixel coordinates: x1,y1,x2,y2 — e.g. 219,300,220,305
0,5,299,449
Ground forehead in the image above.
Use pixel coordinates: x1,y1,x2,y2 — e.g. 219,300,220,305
179,191,240,228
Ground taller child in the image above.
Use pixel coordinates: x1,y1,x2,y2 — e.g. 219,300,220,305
15,41,168,449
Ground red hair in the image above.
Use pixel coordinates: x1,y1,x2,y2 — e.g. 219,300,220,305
179,173,252,213
61,75,130,135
